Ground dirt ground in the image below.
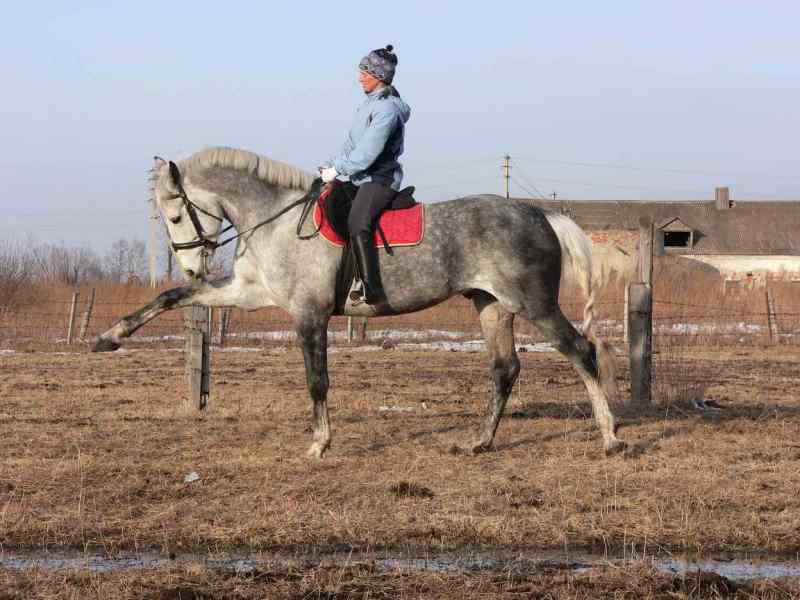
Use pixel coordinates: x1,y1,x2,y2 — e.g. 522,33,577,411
2,343,800,597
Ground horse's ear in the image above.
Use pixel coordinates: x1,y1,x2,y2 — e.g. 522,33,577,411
153,155,167,168
168,161,182,189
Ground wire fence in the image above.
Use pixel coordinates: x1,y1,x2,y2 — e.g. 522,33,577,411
1,291,798,350
3,287,800,410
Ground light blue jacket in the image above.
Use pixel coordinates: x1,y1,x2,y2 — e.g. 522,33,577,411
329,87,411,190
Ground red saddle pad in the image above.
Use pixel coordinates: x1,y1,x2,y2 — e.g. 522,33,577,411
313,189,425,248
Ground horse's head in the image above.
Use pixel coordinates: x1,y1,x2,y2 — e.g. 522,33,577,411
152,156,225,281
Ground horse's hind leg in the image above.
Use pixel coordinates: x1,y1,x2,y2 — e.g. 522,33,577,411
469,292,521,454
526,306,625,456
295,315,331,459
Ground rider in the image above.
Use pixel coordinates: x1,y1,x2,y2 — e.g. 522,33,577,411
319,44,411,306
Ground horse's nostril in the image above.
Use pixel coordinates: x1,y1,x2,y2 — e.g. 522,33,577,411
185,269,195,278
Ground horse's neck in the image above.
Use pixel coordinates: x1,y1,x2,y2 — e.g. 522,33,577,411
213,185,307,238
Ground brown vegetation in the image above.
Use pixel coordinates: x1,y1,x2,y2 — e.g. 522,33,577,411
3,268,800,595
2,346,800,557
1,562,797,599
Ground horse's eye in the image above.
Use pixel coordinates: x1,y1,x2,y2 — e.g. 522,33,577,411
170,216,181,225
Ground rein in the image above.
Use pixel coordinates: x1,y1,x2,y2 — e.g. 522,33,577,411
168,165,324,254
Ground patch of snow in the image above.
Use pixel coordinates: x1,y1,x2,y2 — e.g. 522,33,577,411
328,346,383,353
217,347,263,353
394,340,554,353
127,335,185,343
661,322,764,335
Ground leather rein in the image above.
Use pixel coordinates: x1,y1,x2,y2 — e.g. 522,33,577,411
167,162,324,256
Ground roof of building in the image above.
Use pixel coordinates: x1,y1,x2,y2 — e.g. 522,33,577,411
519,199,800,255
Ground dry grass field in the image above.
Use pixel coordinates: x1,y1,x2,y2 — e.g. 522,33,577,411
3,272,800,596
2,339,800,597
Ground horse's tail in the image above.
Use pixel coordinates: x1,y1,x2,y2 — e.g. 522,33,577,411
544,212,618,402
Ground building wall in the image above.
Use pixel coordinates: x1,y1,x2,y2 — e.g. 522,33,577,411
587,231,800,286
684,255,800,281
589,230,638,284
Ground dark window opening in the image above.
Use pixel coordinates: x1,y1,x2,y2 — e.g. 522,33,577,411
663,231,692,247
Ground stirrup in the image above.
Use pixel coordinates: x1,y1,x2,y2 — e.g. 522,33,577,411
349,282,367,305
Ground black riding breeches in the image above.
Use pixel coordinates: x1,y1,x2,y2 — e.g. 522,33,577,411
347,182,396,238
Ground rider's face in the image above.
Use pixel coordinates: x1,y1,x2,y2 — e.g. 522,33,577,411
358,69,384,93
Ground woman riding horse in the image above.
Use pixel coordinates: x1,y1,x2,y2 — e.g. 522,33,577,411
319,44,411,306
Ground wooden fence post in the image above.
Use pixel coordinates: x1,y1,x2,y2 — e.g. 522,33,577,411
79,287,96,341
628,217,654,405
217,308,231,348
347,316,354,343
184,306,210,410
66,291,80,345
623,284,630,345
766,289,779,342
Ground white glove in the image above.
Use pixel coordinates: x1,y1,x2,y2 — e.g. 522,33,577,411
319,166,338,183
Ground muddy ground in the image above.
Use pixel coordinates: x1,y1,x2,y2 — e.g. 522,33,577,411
1,344,800,597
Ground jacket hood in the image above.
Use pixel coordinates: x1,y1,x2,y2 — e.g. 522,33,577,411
367,87,411,123
389,95,411,123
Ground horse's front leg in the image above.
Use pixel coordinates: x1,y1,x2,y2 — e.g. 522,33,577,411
295,314,331,459
92,277,240,352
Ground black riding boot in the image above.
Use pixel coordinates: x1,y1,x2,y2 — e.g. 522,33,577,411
350,232,387,306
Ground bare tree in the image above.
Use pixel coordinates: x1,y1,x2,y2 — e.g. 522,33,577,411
104,238,147,283
31,242,103,285
0,240,34,310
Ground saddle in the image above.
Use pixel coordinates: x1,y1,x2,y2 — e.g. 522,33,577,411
311,182,425,315
313,183,424,249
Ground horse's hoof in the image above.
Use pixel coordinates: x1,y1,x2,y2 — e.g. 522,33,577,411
604,439,627,457
469,441,494,455
91,337,120,353
306,443,328,460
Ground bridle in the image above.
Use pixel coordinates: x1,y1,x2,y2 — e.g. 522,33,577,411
162,160,324,266
166,161,233,254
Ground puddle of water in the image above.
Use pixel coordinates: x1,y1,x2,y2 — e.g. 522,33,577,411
659,557,800,581
1,550,798,582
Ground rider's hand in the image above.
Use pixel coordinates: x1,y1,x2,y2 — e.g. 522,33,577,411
319,166,338,183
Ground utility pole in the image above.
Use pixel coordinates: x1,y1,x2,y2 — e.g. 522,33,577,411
502,154,511,199
550,192,558,201
149,198,159,287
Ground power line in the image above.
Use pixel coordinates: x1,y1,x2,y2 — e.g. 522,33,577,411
510,176,547,200
511,166,550,200
512,156,800,181
511,175,726,195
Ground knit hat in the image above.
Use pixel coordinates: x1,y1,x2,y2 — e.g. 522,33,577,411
358,44,398,84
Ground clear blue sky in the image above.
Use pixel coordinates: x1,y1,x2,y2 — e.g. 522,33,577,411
2,1,799,250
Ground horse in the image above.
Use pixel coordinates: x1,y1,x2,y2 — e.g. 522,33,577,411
93,147,626,459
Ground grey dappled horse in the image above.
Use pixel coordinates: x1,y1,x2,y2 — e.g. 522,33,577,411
93,147,626,459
